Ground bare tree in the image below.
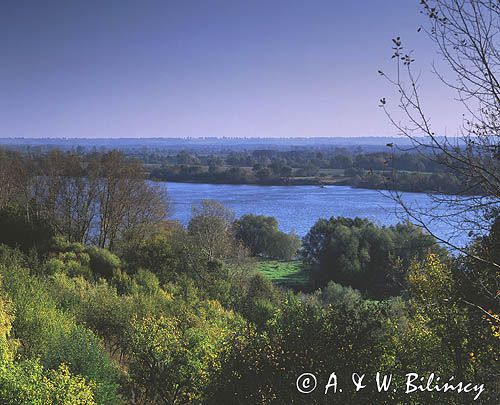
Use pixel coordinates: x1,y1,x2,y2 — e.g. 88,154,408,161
30,151,99,244
379,0,499,316
1,149,169,251
0,149,33,212
95,151,169,250
187,199,236,262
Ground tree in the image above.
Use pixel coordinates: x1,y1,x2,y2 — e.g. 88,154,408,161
265,230,301,260
302,217,439,297
393,254,499,403
239,272,279,328
0,254,121,403
0,148,172,275
0,270,97,404
30,151,99,244
4,150,169,251
127,301,244,404
187,200,237,262
0,360,97,404
457,218,500,332
123,231,180,283
234,215,277,256
255,167,272,182
379,0,499,314
0,150,32,212
234,214,300,260
95,151,169,251
208,294,395,404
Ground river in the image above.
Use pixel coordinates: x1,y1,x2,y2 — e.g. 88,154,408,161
158,182,470,247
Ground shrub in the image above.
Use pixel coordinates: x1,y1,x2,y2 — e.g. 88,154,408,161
86,247,121,279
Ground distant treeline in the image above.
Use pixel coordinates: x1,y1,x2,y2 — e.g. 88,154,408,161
144,148,447,171
0,146,479,195
147,149,478,194
347,169,469,194
0,136,423,153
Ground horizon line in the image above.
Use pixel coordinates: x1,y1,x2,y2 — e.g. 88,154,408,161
0,135,433,141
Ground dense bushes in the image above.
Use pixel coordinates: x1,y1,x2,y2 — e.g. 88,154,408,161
43,238,121,281
0,361,96,404
0,227,497,403
302,217,442,297
0,161,497,404
0,273,97,404
0,253,121,403
127,300,245,403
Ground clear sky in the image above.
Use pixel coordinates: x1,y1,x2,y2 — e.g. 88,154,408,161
0,0,463,138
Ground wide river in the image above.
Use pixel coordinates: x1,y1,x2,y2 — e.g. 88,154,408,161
159,182,470,247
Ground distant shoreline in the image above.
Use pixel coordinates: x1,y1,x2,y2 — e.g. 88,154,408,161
150,176,352,187
150,177,471,197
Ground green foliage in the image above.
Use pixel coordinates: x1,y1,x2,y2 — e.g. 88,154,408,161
86,247,121,280
0,360,96,405
0,245,26,268
41,326,120,403
302,217,440,297
235,214,301,259
208,293,395,403
238,272,279,328
0,290,15,363
132,269,161,295
43,238,122,281
235,214,278,256
0,266,97,404
122,233,179,282
265,229,301,260
388,254,499,403
351,169,467,194
50,237,87,254
315,280,363,308
0,194,496,404
149,149,462,193
458,218,500,331
0,255,122,403
127,300,245,403
44,253,92,279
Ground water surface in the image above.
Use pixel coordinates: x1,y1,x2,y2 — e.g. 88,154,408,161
159,182,469,246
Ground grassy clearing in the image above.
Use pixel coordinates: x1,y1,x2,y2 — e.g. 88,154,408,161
257,260,309,288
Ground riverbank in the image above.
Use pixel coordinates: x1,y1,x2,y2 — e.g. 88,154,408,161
150,173,472,195
151,175,352,187
143,145,478,195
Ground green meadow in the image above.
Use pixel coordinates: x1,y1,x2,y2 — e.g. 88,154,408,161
257,260,309,288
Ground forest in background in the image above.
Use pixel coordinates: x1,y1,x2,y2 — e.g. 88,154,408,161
0,139,474,194
144,147,474,194
0,148,497,404
0,0,499,402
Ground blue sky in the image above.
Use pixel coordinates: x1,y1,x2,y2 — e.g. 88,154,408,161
0,0,462,138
